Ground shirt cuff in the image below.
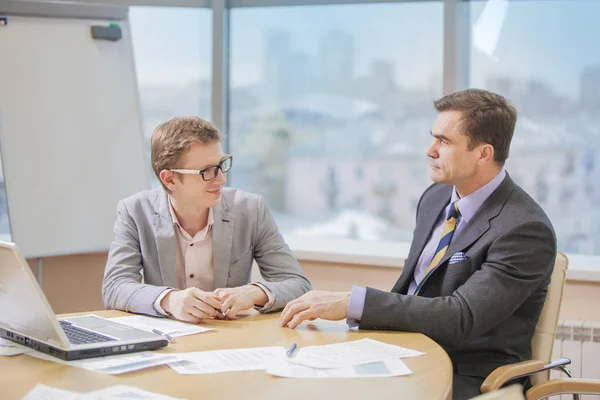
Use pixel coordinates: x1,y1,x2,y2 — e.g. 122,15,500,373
250,282,275,311
153,289,175,316
346,285,367,328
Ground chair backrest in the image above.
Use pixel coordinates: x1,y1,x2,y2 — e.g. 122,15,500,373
530,251,569,385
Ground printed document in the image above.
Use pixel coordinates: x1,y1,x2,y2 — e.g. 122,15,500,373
28,350,176,374
110,315,212,338
265,357,413,378
284,338,424,369
169,346,285,374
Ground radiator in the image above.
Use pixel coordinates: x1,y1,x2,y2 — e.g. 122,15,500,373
548,320,600,400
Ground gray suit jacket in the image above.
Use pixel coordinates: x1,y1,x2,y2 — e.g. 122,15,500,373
361,174,556,381
102,187,311,317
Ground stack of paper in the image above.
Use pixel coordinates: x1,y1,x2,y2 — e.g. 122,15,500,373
22,384,186,400
264,338,424,379
165,338,424,379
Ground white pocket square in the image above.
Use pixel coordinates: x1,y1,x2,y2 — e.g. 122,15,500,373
449,252,468,265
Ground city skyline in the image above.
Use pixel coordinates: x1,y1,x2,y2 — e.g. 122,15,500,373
107,1,600,256
130,1,600,98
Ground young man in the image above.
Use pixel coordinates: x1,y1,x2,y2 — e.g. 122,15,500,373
279,89,556,399
103,117,311,322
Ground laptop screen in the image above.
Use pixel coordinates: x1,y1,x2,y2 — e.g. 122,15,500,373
0,242,69,346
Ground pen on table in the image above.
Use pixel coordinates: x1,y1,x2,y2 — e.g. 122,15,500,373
286,343,298,358
152,328,176,343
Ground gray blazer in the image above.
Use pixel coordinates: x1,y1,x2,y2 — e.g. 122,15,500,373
361,174,556,380
102,187,311,317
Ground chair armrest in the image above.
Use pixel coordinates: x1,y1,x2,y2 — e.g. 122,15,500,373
481,360,545,393
526,379,600,400
481,358,572,393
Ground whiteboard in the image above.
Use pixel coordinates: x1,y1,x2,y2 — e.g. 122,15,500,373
0,15,149,258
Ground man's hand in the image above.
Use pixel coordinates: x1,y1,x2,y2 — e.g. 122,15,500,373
213,285,268,319
161,288,223,323
279,290,351,329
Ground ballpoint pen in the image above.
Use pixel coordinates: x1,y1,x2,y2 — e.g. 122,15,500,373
286,343,298,358
216,308,228,318
152,328,176,343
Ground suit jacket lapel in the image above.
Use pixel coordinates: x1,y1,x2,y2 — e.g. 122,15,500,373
212,199,235,290
434,174,515,269
392,185,451,293
153,190,178,288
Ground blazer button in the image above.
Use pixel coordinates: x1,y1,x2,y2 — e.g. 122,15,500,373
189,274,194,279
190,243,194,247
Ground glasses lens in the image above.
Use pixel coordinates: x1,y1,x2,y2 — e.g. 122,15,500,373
221,156,233,173
202,166,218,181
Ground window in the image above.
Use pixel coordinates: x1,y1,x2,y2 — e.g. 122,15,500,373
470,0,600,254
130,7,212,186
229,3,443,242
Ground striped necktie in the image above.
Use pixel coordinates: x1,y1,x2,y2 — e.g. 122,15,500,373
415,200,460,295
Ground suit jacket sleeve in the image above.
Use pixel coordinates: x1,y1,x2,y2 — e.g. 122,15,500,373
359,220,555,348
252,196,312,312
102,201,172,316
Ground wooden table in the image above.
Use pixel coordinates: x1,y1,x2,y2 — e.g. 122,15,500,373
1,310,453,399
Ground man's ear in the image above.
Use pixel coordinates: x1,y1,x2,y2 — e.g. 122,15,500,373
478,144,495,165
159,170,176,191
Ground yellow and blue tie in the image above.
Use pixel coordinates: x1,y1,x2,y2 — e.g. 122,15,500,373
415,201,460,295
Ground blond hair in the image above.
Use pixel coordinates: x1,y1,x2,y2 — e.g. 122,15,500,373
151,116,224,191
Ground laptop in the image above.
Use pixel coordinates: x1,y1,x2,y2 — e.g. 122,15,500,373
0,241,168,360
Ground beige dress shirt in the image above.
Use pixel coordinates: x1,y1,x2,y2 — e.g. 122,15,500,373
153,196,273,315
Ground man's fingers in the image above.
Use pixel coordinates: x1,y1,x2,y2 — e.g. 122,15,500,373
287,309,316,329
214,311,227,320
193,289,223,310
280,302,309,327
186,299,218,318
221,298,242,319
212,289,226,301
279,298,302,325
196,300,221,318
181,305,208,321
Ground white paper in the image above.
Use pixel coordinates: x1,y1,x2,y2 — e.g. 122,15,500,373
28,350,176,374
168,346,285,374
283,338,424,369
265,356,413,378
84,385,186,399
109,315,212,338
21,384,80,400
0,337,34,356
21,384,186,400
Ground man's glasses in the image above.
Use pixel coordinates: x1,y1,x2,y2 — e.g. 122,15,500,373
170,155,233,182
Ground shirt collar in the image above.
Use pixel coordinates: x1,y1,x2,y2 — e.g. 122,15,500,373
450,168,506,224
167,195,214,229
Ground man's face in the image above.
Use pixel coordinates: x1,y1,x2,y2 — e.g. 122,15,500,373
427,110,481,186
168,141,227,208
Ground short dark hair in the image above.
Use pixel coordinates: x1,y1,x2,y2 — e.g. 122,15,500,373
151,116,224,191
434,88,517,164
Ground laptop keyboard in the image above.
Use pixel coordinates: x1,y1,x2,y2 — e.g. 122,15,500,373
59,320,116,345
